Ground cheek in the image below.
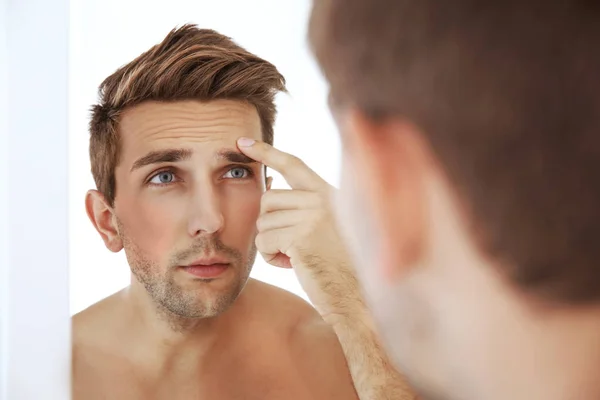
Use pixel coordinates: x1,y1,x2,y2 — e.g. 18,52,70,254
220,186,261,245
117,192,184,257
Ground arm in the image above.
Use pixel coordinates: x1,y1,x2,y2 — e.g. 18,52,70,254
325,298,417,400
237,138,418,400
300,254,417,400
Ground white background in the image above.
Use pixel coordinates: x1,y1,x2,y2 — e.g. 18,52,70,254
2,0,71,398
0,0,8,395
69,0,339,315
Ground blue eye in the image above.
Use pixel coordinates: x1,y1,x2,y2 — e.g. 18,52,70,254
223,167,251,179
150,171,175,184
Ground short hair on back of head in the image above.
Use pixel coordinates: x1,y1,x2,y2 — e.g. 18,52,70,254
309,0,600,303
89,24,286,206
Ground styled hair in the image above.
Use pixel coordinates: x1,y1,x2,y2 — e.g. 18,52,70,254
90,24,286,206
310,1,600,303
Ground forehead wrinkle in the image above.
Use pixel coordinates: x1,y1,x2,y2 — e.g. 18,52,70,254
135,112,258,132
137,125,243,144
122,108,261,145
118,101,263,165
123,100,259,129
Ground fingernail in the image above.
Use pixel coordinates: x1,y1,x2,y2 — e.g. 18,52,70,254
237,137,255,147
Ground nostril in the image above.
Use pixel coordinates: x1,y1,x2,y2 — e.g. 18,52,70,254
188,212,224,236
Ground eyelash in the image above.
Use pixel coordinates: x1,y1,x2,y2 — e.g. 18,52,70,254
146,165,255,186
223,165,255,180
146,168,179,186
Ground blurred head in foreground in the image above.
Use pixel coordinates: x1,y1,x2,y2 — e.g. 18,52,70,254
309,2,600,399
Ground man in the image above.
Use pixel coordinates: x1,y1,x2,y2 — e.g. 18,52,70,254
308,1,600,400
73,25,413,399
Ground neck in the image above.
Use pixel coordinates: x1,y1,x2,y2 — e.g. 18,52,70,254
116,279,247,374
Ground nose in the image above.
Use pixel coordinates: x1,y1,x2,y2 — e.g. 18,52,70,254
187,183,224,237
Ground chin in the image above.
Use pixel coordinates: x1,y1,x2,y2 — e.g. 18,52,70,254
190,280,247,316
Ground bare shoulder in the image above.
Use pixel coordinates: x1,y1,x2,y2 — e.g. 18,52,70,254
73,290,121,330
245,279,358,399
72,290,125,353
242,278,318,327
290,313,359,399
71,291,134,399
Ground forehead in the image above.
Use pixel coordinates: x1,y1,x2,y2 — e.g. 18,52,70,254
118,99,262,162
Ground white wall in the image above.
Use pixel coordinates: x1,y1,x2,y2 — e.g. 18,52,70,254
69,0,338,314
0,0,9,397
1,0,71,398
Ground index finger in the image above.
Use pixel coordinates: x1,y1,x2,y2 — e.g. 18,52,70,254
237,137,325,190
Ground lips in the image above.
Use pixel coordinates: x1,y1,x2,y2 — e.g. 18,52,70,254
181,257,231,279
186,257,230,267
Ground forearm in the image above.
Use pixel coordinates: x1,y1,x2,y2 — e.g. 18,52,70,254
326,303,418,400
295,243,418,399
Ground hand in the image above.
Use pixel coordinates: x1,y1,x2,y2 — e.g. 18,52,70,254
237,137,363,318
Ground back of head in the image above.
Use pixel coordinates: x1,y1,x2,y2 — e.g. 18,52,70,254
90,24,286,206
310,2,600,399
310,0,600,303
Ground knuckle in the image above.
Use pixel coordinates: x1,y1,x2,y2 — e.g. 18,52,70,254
261,191,276,210
263,189,277,201
255,215,267,232
255,233,265,249
309,212,323,228
312,191,327,208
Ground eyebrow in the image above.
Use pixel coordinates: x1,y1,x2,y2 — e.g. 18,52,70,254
130,148,192,172
130,148,257,172
216,150,257,165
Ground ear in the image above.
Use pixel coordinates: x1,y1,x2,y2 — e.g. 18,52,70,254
266,176,273,191
85,190,123,253
342,110,429,281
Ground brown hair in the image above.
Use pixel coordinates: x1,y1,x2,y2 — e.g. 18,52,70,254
90,24,286,206
310,1,600,303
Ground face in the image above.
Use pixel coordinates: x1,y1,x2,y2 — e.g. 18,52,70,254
88,100,265,319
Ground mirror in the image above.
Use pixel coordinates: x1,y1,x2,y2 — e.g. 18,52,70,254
68,0,339,315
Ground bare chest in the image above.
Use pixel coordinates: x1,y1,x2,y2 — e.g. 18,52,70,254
73,347,316,400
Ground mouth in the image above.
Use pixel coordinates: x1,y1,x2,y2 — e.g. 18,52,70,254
181,257,231,279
